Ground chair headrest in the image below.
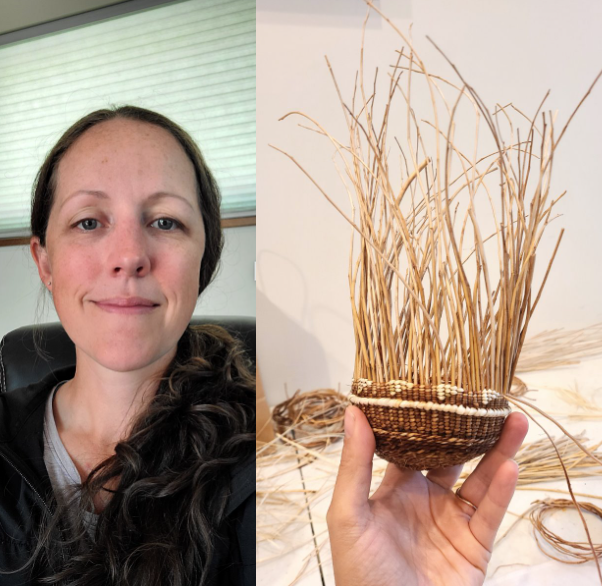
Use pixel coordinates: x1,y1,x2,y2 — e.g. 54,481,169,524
0,316,255,394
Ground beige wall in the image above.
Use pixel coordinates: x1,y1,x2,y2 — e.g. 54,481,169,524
257,0,602,406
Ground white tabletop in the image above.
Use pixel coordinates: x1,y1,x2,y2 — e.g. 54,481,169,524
257,355,602,586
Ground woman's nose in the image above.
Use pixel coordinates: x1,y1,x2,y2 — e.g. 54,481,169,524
109,224,151,278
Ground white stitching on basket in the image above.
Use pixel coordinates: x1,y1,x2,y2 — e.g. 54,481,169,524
349,393,510,417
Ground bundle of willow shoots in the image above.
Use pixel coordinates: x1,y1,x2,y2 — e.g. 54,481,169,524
274,4,601,471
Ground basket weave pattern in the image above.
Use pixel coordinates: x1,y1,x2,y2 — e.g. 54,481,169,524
350,379,511,470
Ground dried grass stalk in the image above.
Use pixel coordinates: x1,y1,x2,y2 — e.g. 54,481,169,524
551,385,602,419
516,434,602,484
517,323,602,372
258,429,602,540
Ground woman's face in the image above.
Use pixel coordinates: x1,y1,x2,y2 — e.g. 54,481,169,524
31,118,205,373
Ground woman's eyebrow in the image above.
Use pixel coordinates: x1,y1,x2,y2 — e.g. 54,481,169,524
60,189,108,210
146,191,195,210
59,190,195,210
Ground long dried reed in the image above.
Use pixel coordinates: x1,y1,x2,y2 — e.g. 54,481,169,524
272,11,595,397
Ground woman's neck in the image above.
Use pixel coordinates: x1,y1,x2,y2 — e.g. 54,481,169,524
53,347,175,451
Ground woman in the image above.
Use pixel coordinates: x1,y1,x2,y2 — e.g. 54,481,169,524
0,106,255,585
328,406,528,585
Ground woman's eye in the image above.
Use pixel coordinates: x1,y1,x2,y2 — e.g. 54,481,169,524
151,218,181,231
76,218,99,231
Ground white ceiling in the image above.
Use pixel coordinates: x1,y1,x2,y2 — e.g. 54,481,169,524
0,0,130,35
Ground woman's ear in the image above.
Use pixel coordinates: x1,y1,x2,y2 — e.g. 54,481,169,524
30,236,52,290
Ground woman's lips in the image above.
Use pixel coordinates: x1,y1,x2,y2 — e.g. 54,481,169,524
92,298,160,315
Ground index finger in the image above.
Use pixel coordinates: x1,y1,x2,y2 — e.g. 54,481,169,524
329,406,376,516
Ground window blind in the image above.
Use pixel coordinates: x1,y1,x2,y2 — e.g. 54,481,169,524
0,0,256,238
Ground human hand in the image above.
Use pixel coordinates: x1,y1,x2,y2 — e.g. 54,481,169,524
326,406,528,586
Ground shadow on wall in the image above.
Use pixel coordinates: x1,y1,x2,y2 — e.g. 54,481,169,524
256,288,331,407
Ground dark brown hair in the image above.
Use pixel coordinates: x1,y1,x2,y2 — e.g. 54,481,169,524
31,105,224,295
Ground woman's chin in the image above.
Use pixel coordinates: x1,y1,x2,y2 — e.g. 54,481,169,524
77,343,177,375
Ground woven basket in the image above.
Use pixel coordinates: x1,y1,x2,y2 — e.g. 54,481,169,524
349,379,511,470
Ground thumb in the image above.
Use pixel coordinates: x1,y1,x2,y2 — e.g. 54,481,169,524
330,405,376,514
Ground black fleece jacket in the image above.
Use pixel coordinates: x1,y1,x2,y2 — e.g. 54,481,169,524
0,367,255,585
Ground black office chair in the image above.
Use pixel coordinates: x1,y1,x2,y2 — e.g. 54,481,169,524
0,316,255,394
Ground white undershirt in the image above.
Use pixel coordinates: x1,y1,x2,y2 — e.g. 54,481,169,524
43,382,98,537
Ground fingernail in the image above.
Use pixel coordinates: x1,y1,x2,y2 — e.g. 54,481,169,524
344,407,355,438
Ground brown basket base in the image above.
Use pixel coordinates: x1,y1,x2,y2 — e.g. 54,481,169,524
372,427,498,470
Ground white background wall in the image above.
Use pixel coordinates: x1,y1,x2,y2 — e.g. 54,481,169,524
0,225,255,340
257,0,602,406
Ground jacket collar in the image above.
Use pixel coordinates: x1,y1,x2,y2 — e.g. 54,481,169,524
0,366,75,440
0,366,75,507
